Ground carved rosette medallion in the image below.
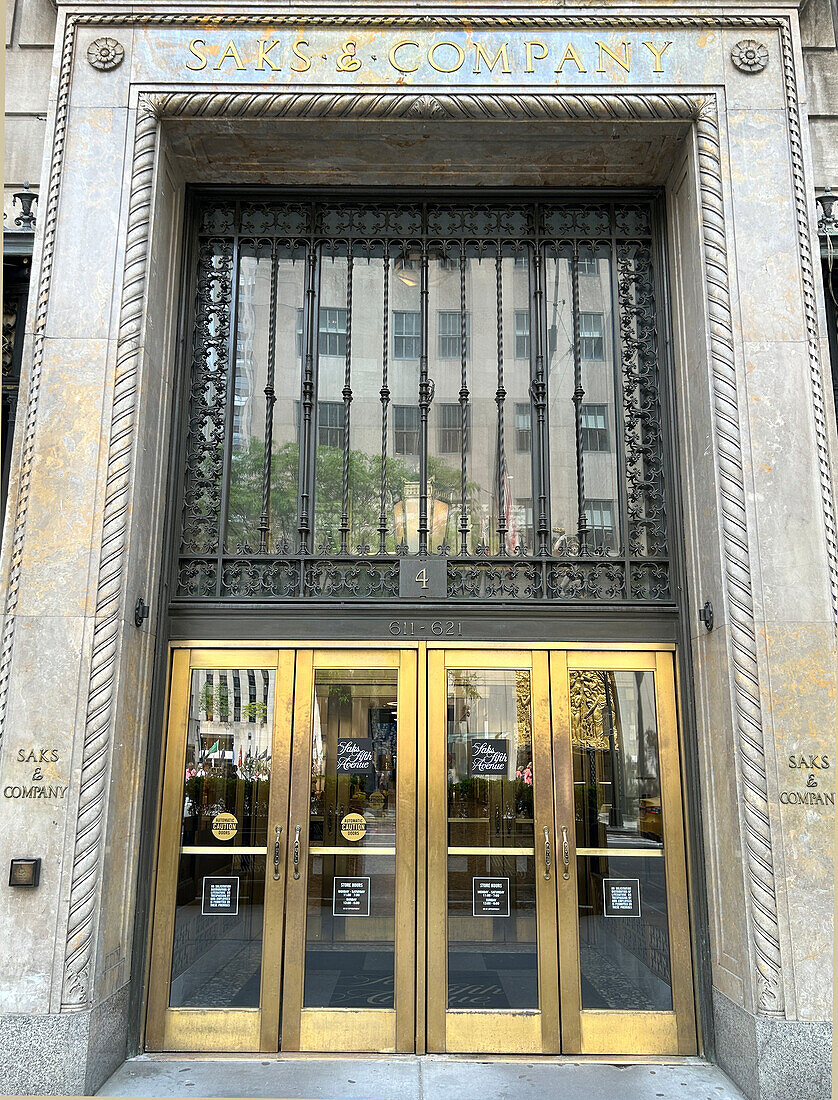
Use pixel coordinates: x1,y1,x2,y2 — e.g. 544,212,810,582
87,37,125,72
730,40,769,73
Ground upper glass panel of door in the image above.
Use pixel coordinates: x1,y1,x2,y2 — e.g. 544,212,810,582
177,197,669,604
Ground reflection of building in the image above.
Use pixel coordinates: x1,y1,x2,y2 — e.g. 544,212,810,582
1,6,836,1100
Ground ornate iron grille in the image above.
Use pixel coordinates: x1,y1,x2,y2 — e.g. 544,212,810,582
176,196,670,603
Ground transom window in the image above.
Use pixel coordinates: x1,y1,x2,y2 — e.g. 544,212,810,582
178,196,669,603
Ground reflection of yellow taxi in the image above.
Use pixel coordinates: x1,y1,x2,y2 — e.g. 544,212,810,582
639,797,663,841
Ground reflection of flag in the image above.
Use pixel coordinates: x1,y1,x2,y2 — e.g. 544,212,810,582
259,746,269,760
238,747,243,767
207,740,219,755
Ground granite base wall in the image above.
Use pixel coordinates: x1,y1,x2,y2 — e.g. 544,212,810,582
0,982,130,1096
713,988,833,1100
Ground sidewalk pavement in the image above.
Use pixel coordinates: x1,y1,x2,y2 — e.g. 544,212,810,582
98,1055,748,1099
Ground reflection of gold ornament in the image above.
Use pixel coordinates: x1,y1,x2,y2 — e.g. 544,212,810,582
369,791,385,815
340,812,367,841
211,812,238,841
515,671,532,744
570,671,618,751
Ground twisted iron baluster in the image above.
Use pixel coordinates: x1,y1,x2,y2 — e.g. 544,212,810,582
259,240,279,553
378,244,391,554
531,246,549,556
495,245,508,556
298,241,317,556
339,243,354,553
571,241,588,552
418,240,430,555
459,244,470,555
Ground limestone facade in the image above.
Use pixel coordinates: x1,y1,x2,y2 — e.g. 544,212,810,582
1,3,836,1098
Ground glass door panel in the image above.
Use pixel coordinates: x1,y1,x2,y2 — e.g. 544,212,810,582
146,649,295,1052
281,650,416,1053
428,650,559,1054
551,650,696,1055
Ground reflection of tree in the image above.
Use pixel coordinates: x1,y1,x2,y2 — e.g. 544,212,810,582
226,438,474,551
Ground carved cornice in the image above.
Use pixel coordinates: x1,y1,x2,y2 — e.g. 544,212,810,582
148,89,703,123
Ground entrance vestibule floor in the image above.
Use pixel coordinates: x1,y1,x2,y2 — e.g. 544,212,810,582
99,1055,747,1100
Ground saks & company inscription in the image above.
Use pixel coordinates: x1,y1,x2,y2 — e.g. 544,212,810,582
4,746,68,800
184,35,674,79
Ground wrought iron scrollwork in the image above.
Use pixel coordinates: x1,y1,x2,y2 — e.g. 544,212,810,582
176,198,672,605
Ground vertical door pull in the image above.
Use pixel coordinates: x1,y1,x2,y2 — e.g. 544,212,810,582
273,825,283,881
293,824,301,879
561,825,570,880
543,826,552,880
495,806,501,836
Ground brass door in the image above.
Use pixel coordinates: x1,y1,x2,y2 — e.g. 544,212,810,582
426,649,560,1054
146,649,295,1051
552,649,696,1055
147,643,695,1056
279,649,417,1053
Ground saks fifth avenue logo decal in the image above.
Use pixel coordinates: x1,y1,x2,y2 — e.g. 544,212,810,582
184,34,673,79
336,737,375,776
469,738,509,778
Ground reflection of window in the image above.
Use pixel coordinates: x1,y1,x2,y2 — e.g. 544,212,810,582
581,404,609,451
515,497,534,548
514,311,530,359
317,401,344,448
394,405,420,455
580,312,605,360
438,311,471,359
438,403,468,453
232,369,252,448
514,253,529,268
319,307,347,358
578,256,599,276
515,403,532,452
583,498,616,550
295,308,304,357
393,311,421,359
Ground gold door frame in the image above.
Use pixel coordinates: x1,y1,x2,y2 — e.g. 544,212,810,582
551,649,697,1056
145,648,295,1052
280,648,418,1053
426,649,560,1055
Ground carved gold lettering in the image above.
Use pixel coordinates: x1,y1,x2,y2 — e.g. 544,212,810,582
291,39,311,72
255,39,281,71
428,40,465,74
525,41,548,73
337,40,362,72
596,40,632,73
555,44,587,74
642,40,672,72
389,39,421,73
214,39,246,71
473,42,511,75
186,38,207,71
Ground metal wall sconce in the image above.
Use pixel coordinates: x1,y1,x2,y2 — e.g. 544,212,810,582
698,600,714,632
134,596,150,628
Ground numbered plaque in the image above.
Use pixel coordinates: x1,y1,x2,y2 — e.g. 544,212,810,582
399,558,447,598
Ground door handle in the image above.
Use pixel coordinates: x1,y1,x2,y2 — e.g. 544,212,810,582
495,807,500,836
561,825,570,880
543,826,552,880
293,824,301,880
273,824,283,881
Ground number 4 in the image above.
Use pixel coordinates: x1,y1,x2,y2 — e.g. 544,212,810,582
415,569,429,590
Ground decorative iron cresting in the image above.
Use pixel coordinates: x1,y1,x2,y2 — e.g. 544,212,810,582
177,197,670,603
